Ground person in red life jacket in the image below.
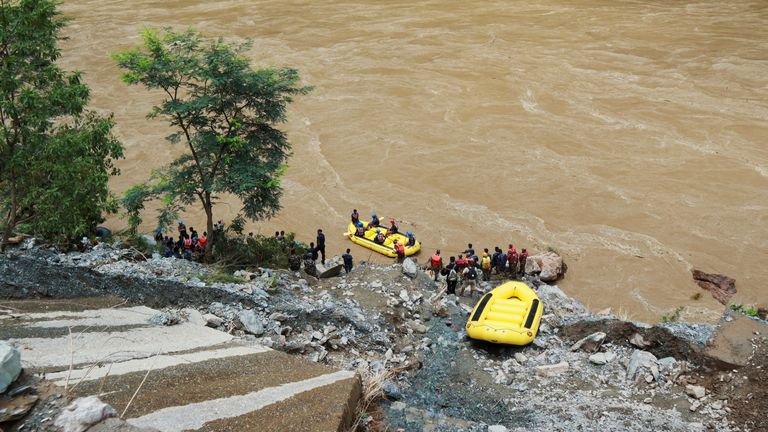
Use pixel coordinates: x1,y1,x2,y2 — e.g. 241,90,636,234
480,252,492,281
355,222,366,237
507,244,518,276
374,229,386,244
429,250,443,281
351,209,360,226
393,239,406,262
518,248,529,277
456,254,467,271
198,232,208,250
387,218,399,235
183,236,192,250
177,220,188,239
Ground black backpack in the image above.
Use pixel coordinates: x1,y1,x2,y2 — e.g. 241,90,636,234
467,267,477,280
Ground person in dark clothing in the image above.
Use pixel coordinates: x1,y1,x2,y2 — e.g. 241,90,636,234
355,222,366,237
518,248,529,277
308,242,319,261
288,244,301,271
342,248,354,274
154,227,163,242
370,213,380,228
406,231,416,246
178,221,188,239
351,209,360,225
447,265,459,295
446,256,457,272
316,229,326,264
464,243,475,257
373,229,386,244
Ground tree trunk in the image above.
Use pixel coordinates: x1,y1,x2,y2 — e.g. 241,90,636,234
1,179,18,252
204,192,214,257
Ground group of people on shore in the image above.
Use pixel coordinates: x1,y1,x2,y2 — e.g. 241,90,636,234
426,243,529,297
155,220,221,260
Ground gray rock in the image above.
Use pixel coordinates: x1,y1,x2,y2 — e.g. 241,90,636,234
390,401,407,412
657,357,678,373
202,313,223,327
488,426,508,432
629,333,651,348
54,396,118,432
182,308,206,326
685,384,706,399
140,235,157,248
626,350,659,382
535,361,569,378
237,309,265,336
381,380,402,400
149,309,184,326
588,352,616,365
88,418,159,432
0,341,22,393
514,352,528,364
402,258,419,278
570,331,606,353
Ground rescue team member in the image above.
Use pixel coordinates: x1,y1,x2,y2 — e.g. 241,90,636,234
393,239,405,262
447,265,459,295
178,220,188,239
374,229,386,244
370,213,380,228
464,243,475,257
461,264,478,296
316,229,326,265
351,209,360,225
387,218,399,235
518,248,529,277
355,222,366,237
429,250,443,281
456,254,467,271
406,231,416,246
480,252,492,281
342,249,354,274
507,244,518,276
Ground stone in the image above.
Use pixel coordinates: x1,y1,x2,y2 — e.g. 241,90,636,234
140,234,157,247
390,401,407,412
399,290,410,303
406,320,429,334
318,263,344,279
402,258,419,278
0,394,38,422
570,332,606,353
0,341,22,393
626,350,659,382
149,309,184,326
488,426,508,432
535,362,570,378
237,309,265,336
686,384,706,399
691,269,736,305
88,418,160,432
629,333,651,348
514,352,528,364
54,396,118,432
381,380,402,400
202,313,223,327
588,352,616,365
525,252,564,282
182,308,206,326
657,357,678,373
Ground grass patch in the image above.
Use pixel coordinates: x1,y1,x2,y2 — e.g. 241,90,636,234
730,303,759,318
200,272,243,285
690,292,702,301
661,306,684,323
546,246,560,255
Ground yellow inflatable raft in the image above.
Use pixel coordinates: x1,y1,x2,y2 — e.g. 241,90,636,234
465,281,544,346
345,222,421,258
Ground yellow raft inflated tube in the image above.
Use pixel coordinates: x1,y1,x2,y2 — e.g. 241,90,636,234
346,222,421,258
465,281,544,346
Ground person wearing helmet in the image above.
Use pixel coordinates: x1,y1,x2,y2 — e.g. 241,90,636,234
405,231,416,247
355,222,366,237
370,213,380,228
393,239,406,262
387,218,399,235
177,220,188,239
374,229,386,244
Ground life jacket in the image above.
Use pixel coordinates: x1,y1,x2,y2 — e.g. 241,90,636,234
395,242,405,255
184,238,192,249
430,255,442,267
356,226,365,236
481,256,491,269
375,233,385,243
456,257,466,269
508,249,518,263
199,237,207,248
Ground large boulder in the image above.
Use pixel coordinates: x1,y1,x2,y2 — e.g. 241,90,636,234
691,269,735,305
0,341,22,393
525,252,564,282
54,396,118,432
237,309,265,336
401,258,419,278
626,350,659,382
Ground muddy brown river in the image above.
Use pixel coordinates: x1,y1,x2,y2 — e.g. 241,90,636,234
57,0,767,322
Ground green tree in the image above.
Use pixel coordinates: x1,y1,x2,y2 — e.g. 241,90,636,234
0,0,124,249
114,29,311,253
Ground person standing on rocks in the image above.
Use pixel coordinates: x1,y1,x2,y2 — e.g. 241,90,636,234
461,264,478,296
507,244,518,277
393,239,406,263
447,265,459,295
303,244,318,277
342,248,354,274
518,248,529,277
316,229,326,265
464,243,475,257
178,221,188,239
480,252,492,281
288,244,301,271
429,250,444,281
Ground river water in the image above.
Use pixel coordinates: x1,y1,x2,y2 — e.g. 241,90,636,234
58,0,768,321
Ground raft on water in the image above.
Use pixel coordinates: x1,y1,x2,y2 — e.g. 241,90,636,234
345,222,421,258
465,281,544,346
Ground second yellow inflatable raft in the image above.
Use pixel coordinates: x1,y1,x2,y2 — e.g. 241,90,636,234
465,281,544,346
345,222,421,258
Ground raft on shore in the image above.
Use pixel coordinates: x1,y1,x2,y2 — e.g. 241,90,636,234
466,281,544,346
345,222,421,258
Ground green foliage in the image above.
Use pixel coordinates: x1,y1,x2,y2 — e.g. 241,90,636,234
546,246,560,255
0,0,123,247
200,271,243,285
661,306,684,323
729,303,759,318
210,227,304,271
690,292,702,301
113,28,311,250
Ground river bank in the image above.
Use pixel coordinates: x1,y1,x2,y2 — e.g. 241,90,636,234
1,241,765,431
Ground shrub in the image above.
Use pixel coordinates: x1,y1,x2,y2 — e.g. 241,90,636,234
209,227,305,271
661,306,684,323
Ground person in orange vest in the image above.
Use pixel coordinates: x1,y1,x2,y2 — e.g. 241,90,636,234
480,252,492,281
429,250,443,281
393,239,405,262
507,244,518,277
518,248,529,277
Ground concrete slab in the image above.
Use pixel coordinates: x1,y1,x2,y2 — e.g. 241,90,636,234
5,299,360,431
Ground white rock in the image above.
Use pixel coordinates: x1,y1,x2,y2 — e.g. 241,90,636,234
514,352,528,364
202,313,223,327
402,258,419,278
488,426,508,432
183,308,206,326
525,252,563,281
237,309,265,336
399,290,410,302
686,384,706,399
588,352,616,365
570,332,606,353
629,333,651,348
535,362,570,378
0,342,22,393
54,396,117,432
626,350,659,381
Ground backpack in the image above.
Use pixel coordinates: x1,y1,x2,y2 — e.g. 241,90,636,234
448,269,458,281
466,267,477,280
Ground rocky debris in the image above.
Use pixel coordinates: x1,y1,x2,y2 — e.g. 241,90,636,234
88,417,159,431
0,392,39,423
316,257,344,278
148,308,187,326
54,396,117,432
488,425,508,432
401,258,419,278
588,352,616,365
569,331,606,353
203,313,224,327
535,362,570,377
629,332,652,348
0,342,22,393
626,350,659,382
237,309,265,336
381,381,403,400
692,269,736,305
524,252,565,282
686,384,706,400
